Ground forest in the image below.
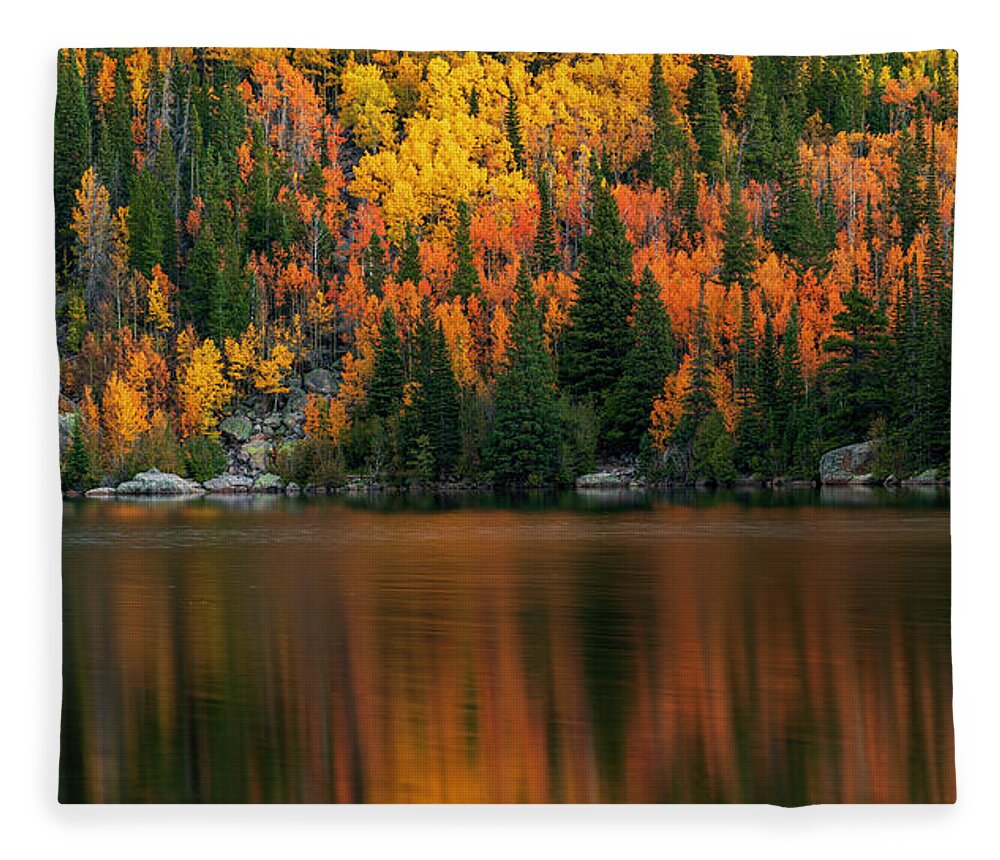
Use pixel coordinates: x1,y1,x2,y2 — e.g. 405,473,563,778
54,48,955,490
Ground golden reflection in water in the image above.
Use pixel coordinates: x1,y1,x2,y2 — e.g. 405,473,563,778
60,496,954,804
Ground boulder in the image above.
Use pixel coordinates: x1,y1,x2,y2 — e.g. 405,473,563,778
576,469,636,489
285,482,300,496
203,473,255,493
219,415,254,442
84,486,116,498
115,468,205,496
818,442,877,485
240,439,272,473
303,368,339,395
901,468,945,486
283,411,305,433
253,472,285,492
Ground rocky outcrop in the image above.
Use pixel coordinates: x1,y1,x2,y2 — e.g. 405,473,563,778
115,468,205,496
576,468,639,489
303,368,339,395
819,442,877,485
901,468,948,486
84,486,116,498
59,413,77,458
203,473,255,493
219,415,254,442
239,438,272,473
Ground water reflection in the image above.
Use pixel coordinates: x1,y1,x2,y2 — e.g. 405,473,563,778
60,493,953,804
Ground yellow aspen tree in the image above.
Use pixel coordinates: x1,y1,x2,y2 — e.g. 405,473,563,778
101,371,149,471
177,339,233,437
145,263,174,332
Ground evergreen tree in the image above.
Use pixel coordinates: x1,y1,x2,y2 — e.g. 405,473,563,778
646,54,685,188
55,51,92,279
692,65,724,183
558,176,634,400
182,225,219,334
128,168,166,277
99,55,133,209
413,302,461,475
397,223,422,285
369,306,406,419
505,89,525,171
532,174,560,275
488,261,560,485
603,267,676,452
692,410,736,484
153,130,179,280
820,284,890,441
772,132,825,271
62,415,94,491
892,120,921,248
363,231,388,296
742,56,777,181
677,158,701,244
734,284,757,405
720,179,756,286
451,200,479,299
676,285,715,442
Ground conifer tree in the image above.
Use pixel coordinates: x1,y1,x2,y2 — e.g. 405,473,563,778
397,223,422,285
505,89,525,171
369,306,406,419
603,267,676,452
692,65,724,183
488,261,560,485
55,51,92,279
128,168,166,277
532,174,560,275
720,179,756,286
892,120,921,248
677,285,715,442
677,158,701,244
451,200,479,299
413,301,461,474
647,54,685,188
559,176,634,400
363,231,388,296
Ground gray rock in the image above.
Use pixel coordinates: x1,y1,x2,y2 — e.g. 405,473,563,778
284,387,309,414
219,415,254,442
203,473,255,493
819,441,877,485
115,468,204,496
303,367,339,395
285,482,300,496
240,439,272,473
848,473,878,485
253,472,285,492
84,486,116,498
283,411,304,433
59,413,77,457
576,469,636,489
901,468,944,486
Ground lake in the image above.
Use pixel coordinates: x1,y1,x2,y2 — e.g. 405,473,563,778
59,487,954,804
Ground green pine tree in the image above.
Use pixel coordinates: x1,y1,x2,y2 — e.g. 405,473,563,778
55,51,92,281
369,305,406,419
692,65,724,183
532,173,560,275
558,176,634,400
363,231,389,296
505,89,525,171
720,179,757,287
451,200,479,299
397,223,422,285
603,267,676,452
488,261,560,485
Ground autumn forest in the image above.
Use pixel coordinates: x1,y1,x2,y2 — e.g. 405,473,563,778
54,48,956,490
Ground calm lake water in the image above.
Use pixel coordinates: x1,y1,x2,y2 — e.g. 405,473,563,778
59,488,954,804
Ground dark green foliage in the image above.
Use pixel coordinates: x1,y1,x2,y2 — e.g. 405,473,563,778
677,287,715,442
183,434,227,482
128,168,166,277
363,231,389,296
691,65,724,183
96,55,133,209
532,174,560,275
645,54,686,188
451,200,479,299
125,419,185,479
557,395,599,481
55,52,92,279
488,261,560,485
62,415,95,491
505,89,525,171
677,159,701,243
742,57,776,181
734,285,757,406
772,138,827,271
559,177,634,400
892,121,922,248
412,303,461,475
397,223,422,285
369,305,406,419
274,438,346,487
692,411,736,484
720,180,756,287
246,123,291,255
603,267,675,452
820,284,890,443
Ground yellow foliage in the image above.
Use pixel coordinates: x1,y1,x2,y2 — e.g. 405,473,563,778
102,371,149,467
339,60,396,151
177,338,232,437
649,356,692,451
223,323,261,388
146,264,173,331
253,342,295,395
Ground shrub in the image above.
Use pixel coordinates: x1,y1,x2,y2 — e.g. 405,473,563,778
125,412,185,478
274,438,346,487
183,434,228,482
